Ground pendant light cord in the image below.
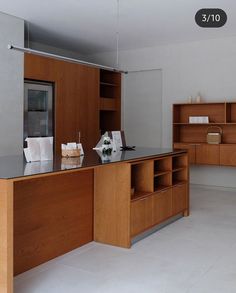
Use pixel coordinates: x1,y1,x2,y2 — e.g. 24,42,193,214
27,21,30,48
116,0,120,69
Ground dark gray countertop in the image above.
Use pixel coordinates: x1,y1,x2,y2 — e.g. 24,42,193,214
0,147,186,179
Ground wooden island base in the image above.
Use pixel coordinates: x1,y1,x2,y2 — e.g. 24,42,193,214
0,150,189,293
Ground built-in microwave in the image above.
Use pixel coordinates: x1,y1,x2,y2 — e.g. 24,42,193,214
24,80,54,142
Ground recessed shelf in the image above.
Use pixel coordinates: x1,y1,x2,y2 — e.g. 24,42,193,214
131,191,153,202
154,170,171,177
154,185,171,192
100,82,118,87
172,180,187,186
172,167,185,172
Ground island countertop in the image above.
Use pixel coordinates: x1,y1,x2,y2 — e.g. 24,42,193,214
0,147,187,179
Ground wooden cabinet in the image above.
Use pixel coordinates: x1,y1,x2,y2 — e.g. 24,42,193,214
152,189,172,225
25,54,121,155
174,143,196,164
195,144,220,165
131,196,153,237
173,102,236,166
172,183,187,215
220,144,236,166
131,188,173,237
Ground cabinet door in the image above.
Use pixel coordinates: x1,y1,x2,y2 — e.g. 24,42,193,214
195,144,219,165
152,189,172,225
220,144,236,166
172,184,187,215
173,143,196,164
130,196,153,237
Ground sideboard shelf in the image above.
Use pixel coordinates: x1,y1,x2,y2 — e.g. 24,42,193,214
173,102,236,166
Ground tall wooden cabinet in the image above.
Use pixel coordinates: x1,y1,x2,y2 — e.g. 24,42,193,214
24,54,121,155
173,102,236,166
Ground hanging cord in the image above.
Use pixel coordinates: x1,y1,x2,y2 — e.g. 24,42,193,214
27,21,30,48
116,0,120,69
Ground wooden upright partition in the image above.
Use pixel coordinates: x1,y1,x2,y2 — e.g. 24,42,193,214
94,163,131,248
0,180,13,293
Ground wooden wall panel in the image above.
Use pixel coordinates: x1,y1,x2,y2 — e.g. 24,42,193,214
0,180,13,293
14,170,93,275
24,53,99,155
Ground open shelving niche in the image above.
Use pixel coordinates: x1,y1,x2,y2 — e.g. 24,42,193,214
99,69,121,134
130,154,188,201
173,102,236,145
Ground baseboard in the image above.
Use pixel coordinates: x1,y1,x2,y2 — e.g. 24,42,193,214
190,183,236,192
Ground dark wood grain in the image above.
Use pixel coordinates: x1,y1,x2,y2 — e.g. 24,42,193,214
14,170,93,275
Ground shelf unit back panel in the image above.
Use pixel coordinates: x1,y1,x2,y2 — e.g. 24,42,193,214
173,103,225,123
176,124,208,143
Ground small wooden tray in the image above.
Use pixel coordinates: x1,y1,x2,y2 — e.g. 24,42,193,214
62,149,81,157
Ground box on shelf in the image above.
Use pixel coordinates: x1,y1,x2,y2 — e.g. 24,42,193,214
189,116,209,123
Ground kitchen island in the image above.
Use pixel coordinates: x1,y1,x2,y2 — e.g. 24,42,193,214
0,148,189,293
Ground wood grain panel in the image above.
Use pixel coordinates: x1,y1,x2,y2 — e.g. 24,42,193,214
172,183,187,215
152,189,172,225
76,65,100,150
94,163,131,248
196,144,220,165
14,170,93,275
0,180,13,293
131,196,153,237
25,53,100,155
220,144,236,166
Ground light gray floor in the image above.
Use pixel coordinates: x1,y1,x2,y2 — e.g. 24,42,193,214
15,185,236,293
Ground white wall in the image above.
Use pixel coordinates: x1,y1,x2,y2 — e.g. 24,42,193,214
0,12,24,156
124,70,162,147
29,41,84,59
86,36,236,188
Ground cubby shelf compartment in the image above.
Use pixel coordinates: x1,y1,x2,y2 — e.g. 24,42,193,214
172,169,187,186
100,97,117,111
131,160,154,200
154,157,172,177
172,154,187,170
154,173,172,192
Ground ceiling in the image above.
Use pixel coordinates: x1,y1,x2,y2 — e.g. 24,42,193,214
0,0,236,55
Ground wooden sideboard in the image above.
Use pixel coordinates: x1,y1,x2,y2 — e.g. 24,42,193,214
173,102,236,166
0,149,189,293
24,54,121,156
94,152,189,246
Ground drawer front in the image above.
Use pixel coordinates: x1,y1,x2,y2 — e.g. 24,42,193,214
131,196,153,237
220,145,236,166
174,143,195,164
195,144,219,165
152,189,172,225
172,184,187,215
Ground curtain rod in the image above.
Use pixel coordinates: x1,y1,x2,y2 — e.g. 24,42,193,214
8,44,128,74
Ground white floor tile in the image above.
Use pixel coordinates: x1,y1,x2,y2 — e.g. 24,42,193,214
14,186,236,293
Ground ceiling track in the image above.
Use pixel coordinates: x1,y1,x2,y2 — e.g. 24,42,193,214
8,44,128,74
